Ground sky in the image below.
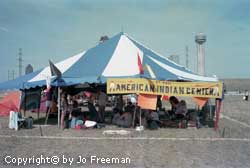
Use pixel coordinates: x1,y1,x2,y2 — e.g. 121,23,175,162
0,0,250,82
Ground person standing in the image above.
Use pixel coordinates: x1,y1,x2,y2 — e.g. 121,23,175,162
97,90,107,123
88,94,99,122
60,94,68,129
44,87,53,124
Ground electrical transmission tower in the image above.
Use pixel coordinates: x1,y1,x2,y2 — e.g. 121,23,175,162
12,70,15,80
18,48,23,77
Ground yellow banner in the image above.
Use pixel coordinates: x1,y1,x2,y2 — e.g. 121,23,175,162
107,78,223,98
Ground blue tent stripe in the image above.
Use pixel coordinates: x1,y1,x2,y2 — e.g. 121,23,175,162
63,33,122,79
143,55,180,80
0,70,42,90
127,35,195,74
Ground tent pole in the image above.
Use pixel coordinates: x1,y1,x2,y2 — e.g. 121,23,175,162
139,108,141,127
57,87,61,128
214,99,222,131
20,82,25,117
208,99,212,120
18,90,23,116
37,108,40,120
23,90,26,117
132,106,136,127
37,88,41,120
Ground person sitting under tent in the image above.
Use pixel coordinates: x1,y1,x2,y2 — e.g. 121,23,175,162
174,100,188,119
167,96,187,120
70,100,81,128
126,101,135,113
71,100,81,116
112,109,122,125
168,96,180,116
146,110,161,130
112,105,133,128
114,95,124,113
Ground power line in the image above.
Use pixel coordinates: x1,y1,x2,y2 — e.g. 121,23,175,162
8,70,10,81
185,45,189,68
7,70,15,80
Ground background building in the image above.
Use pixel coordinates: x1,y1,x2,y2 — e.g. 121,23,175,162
168,54,180,64
25,64,33,75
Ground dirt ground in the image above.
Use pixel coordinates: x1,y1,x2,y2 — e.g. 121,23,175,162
0,95,250,168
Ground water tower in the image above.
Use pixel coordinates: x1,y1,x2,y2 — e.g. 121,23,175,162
195,33,206,76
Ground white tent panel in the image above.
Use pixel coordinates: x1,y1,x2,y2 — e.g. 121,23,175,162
29,51,85,82
102,35,143,77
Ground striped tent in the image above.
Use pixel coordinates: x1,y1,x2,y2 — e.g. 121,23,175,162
0,32,217,90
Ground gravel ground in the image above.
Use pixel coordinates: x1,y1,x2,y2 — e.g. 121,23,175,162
0,95,250,168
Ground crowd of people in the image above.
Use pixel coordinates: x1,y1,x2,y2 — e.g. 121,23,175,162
43,87,188,130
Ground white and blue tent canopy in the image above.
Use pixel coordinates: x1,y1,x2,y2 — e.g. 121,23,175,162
0,32,218,90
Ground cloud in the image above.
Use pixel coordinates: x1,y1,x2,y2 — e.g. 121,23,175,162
0,26,9,32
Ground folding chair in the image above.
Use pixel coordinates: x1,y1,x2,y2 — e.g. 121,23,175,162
9,111,26,130
17,112,26,129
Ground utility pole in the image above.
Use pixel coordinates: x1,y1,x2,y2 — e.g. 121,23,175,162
18,48,23,77
185,46,189,69
12,70,15,80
